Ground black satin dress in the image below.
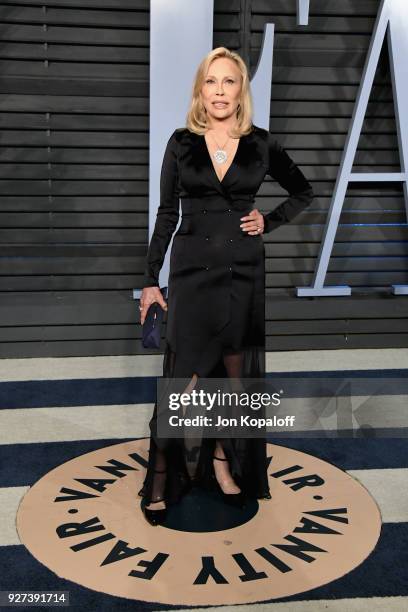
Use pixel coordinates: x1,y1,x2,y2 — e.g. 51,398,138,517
138,124,314,506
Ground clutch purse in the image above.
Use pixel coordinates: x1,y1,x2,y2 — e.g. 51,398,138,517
141,286,168,349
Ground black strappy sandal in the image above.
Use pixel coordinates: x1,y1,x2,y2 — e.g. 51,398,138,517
213,455,246,508
142,469,167,526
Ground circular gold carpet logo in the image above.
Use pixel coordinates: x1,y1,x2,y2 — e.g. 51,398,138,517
16,440,381,606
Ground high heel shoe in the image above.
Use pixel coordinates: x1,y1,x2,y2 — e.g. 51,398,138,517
213,455,246,508
141,469,167,526
143,497,167,526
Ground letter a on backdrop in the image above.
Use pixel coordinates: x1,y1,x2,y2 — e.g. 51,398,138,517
297,0,408,296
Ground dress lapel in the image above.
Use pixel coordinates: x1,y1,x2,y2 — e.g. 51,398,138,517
196,132,244,198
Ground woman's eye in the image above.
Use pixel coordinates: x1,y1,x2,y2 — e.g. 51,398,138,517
205,79,234,84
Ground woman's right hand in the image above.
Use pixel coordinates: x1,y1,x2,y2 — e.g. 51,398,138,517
139,286,168,325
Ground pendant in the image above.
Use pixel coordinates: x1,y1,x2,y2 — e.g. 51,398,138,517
213,149,228,164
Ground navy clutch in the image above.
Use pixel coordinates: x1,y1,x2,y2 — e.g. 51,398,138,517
141,286,168,349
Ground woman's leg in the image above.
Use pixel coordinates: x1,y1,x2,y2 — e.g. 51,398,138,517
144,445,167,510
145,373,199,510
147,350,245,507
213,349,244,494
181,374,202,478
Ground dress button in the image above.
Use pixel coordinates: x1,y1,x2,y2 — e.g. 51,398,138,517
227,208,232,213
202,209,207,214
205,236,210,241
229,238,233,242
229,266,232,271
205,266,209,270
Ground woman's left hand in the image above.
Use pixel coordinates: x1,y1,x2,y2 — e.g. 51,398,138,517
240,209,264,236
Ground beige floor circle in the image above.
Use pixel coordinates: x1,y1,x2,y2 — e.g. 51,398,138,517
16,439,382,606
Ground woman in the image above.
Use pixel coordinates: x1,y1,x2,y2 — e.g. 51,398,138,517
138,47,314,525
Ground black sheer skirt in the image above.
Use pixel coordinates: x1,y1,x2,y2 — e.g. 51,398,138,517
138,295,272,507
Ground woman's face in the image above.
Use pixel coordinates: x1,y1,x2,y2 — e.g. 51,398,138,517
200,57,242,124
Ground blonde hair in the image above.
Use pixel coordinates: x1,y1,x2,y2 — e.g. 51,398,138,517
185,47,254,138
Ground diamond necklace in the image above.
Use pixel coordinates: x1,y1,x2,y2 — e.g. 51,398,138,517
209,131,230,164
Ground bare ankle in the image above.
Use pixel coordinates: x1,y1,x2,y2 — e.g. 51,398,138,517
213,455,241,494
146,499,166,510
184,373,198,394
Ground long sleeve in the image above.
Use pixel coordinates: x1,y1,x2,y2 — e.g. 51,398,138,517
262,134,314,234
142,130,180,288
